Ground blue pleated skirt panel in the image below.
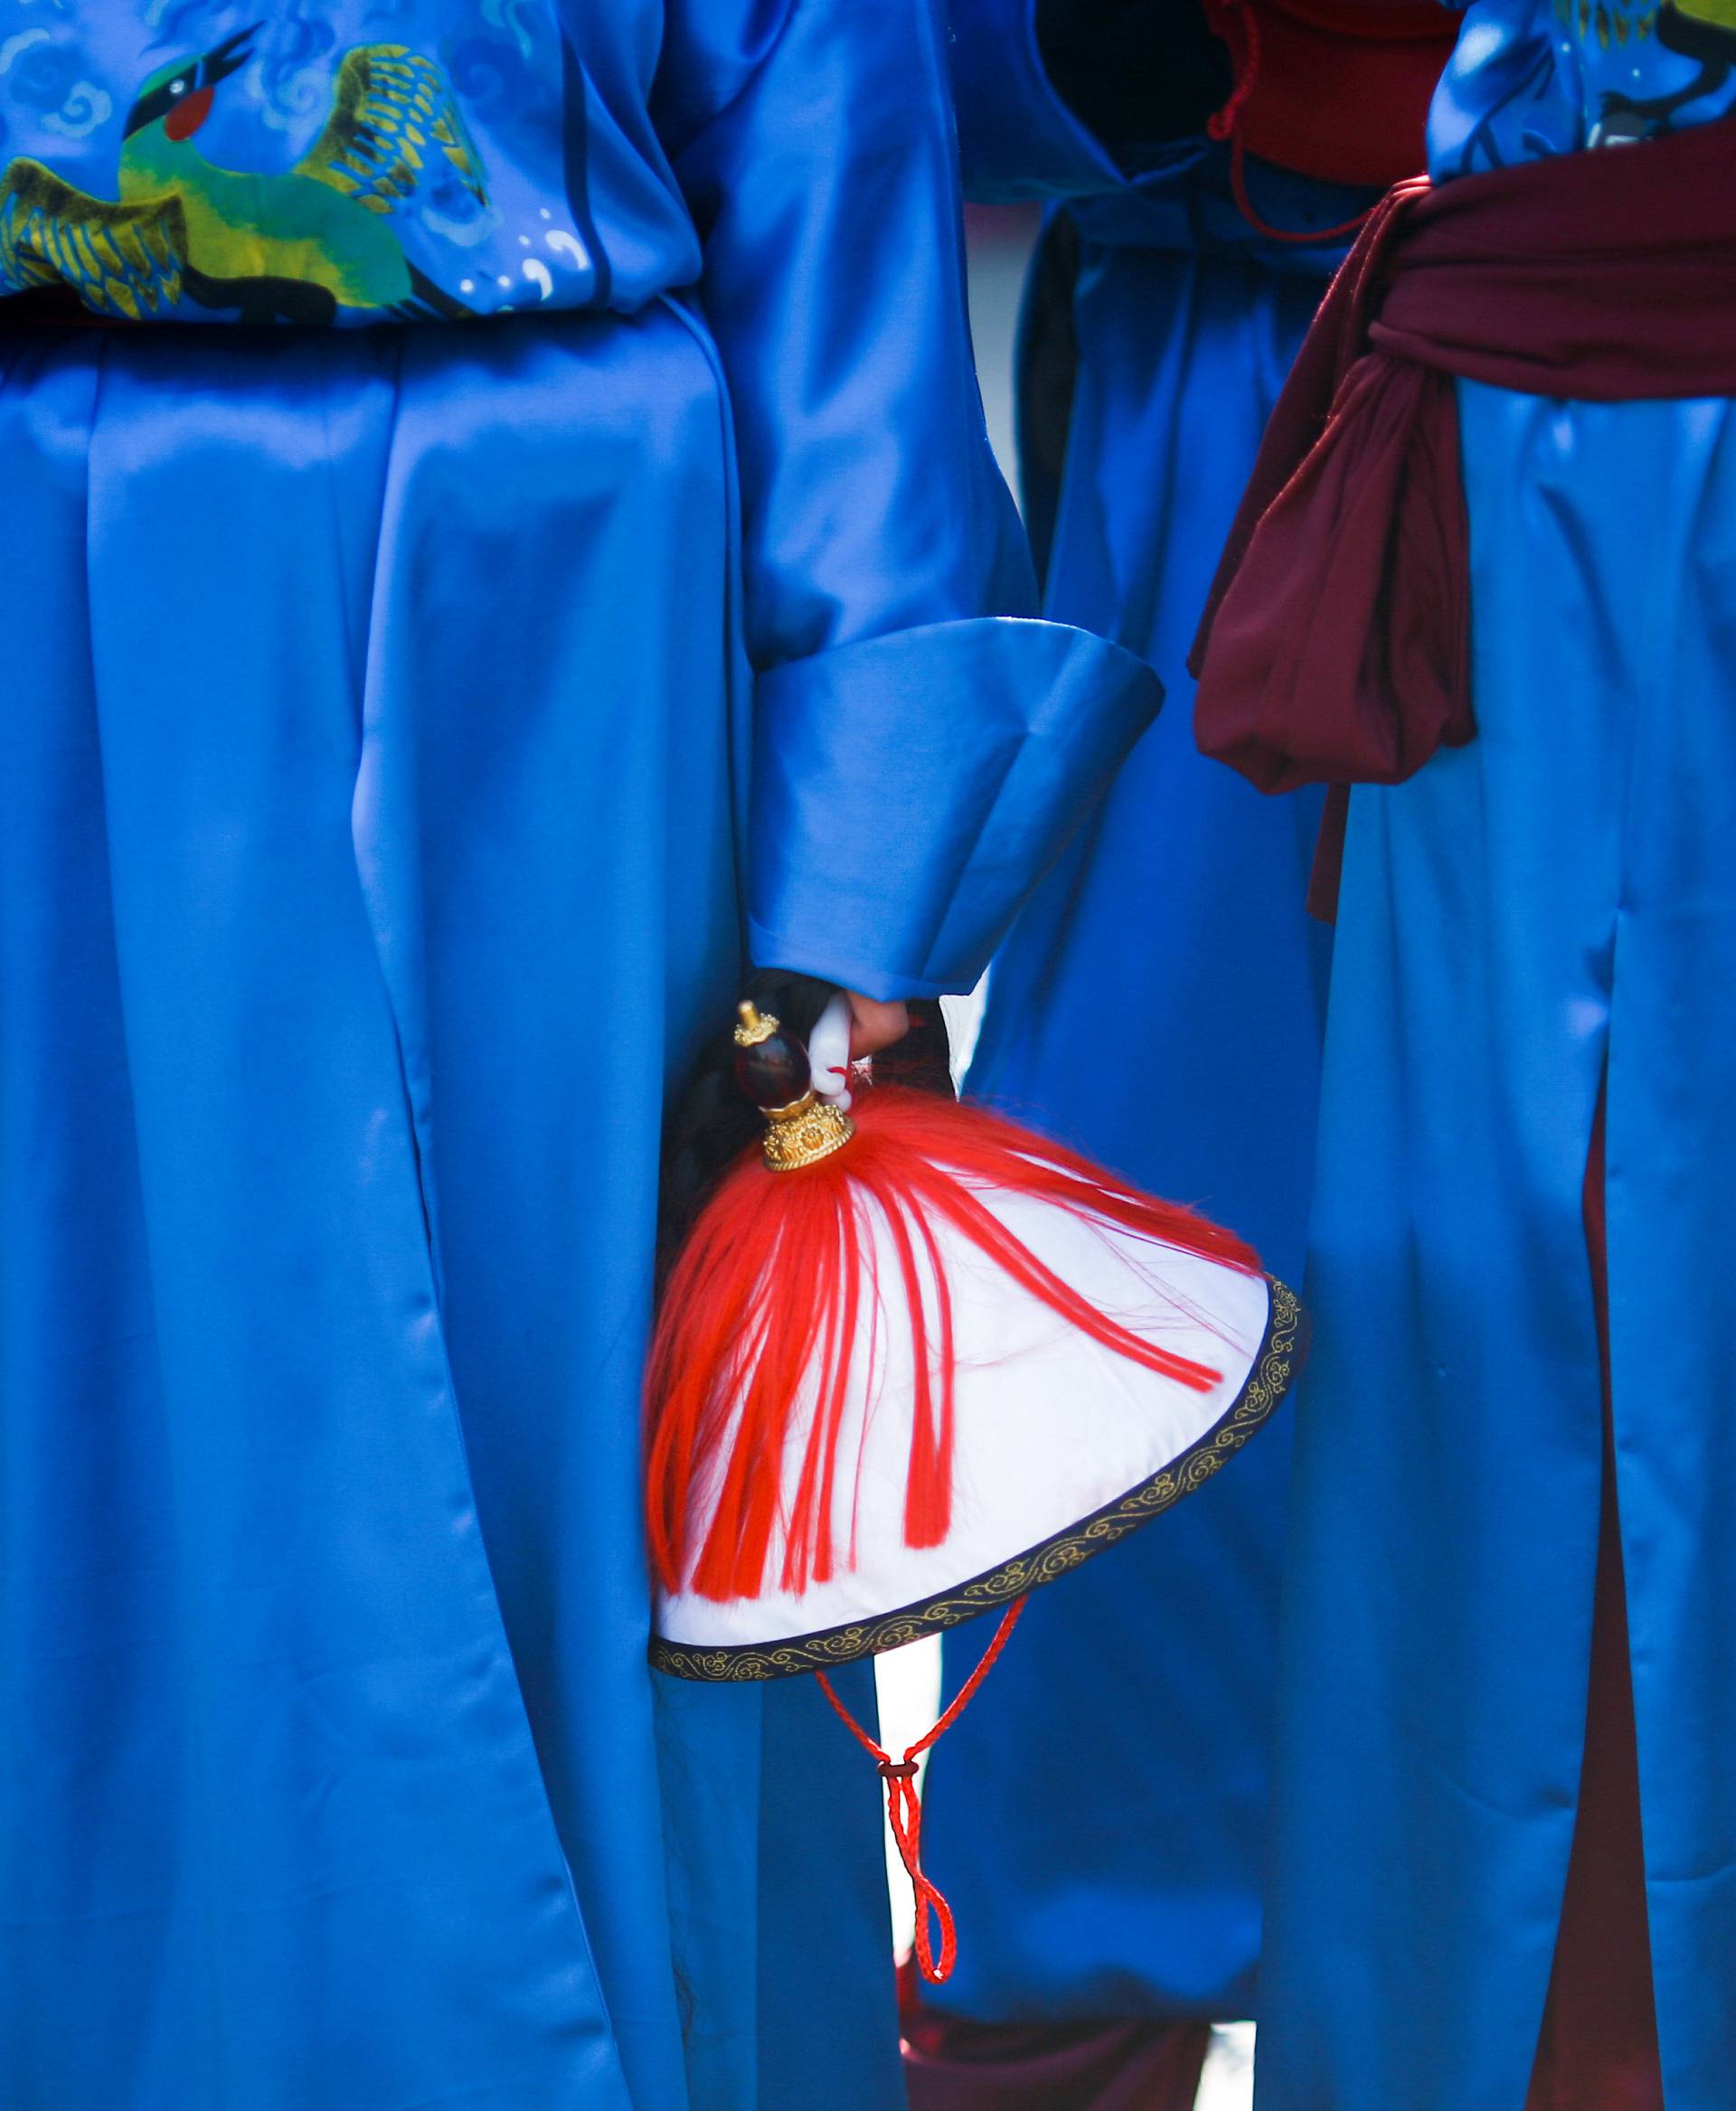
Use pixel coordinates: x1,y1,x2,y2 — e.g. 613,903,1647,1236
1257,383,1736,2110
0,308,904,2111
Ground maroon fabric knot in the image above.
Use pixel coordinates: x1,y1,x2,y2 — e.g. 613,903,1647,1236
1190,121,1736,916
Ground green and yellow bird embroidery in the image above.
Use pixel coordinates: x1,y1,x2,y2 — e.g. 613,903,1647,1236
0,27,488,323
1591,0,1736,134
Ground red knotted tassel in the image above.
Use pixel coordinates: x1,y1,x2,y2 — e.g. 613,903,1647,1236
645,1005,1260,1605
816,1597,1028,1984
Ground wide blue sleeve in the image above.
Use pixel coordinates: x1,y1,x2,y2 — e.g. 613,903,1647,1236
948,0,1232,201
656,0,1161,1000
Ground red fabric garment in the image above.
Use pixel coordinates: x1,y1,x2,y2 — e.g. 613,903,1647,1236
1203,0,1457,190
1525,1096,1665,2111
1190,118,1736,909
901,2009,1212,2111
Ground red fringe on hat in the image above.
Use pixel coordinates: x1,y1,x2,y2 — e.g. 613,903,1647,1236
645,1088,1260,1604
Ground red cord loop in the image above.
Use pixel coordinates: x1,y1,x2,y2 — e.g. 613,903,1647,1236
1207,0,1261,140
1205,0,1378,245
816,1597,1026,1986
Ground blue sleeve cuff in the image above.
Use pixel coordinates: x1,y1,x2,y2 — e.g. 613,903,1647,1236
948,0,1125,202
746,617,1162,1000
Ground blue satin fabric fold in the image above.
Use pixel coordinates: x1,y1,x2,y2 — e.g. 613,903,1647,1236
1062,146,1378,271
750,619,1160,997
654,1659,906,2111
1259,387,1736,2110
947,0,1124,199
0,320,636,2110
665,0,1162,996
344,305,742,2111
0,300,928,2111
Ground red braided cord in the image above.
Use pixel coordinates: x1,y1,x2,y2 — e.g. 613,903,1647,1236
1206,0,1261,141
1207,0,1378,246
1226,130,1376,245
815,1598,1026,1985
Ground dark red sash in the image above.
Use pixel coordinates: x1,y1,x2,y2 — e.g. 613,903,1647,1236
1190,120,1736,910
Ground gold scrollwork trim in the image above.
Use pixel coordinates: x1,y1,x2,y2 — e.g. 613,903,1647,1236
650,1278,1307,1682
762,1092,855,1173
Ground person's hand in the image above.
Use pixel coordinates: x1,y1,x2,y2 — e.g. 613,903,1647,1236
844,993,910,1059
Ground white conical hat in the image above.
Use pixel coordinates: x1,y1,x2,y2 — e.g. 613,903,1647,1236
650,1176,1304,1682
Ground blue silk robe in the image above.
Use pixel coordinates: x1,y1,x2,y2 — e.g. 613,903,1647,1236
922,0,1363,2026
0,6,1162,2107
1256,15,1736,2109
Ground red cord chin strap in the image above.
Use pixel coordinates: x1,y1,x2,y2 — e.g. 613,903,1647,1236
1206,0,1379,246
815,1597,1026,1986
